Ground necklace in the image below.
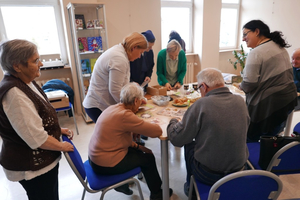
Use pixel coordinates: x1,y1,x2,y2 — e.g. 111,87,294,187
258,38,271,46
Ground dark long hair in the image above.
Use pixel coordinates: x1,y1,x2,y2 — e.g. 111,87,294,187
243,20,291,48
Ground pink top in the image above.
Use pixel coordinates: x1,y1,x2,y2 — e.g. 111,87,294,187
88,103,162,167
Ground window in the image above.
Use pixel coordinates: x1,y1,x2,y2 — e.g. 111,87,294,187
219,0,240,49
161,0,193,53
0,1,67,63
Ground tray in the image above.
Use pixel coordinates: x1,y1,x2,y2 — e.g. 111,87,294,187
172,103,188,107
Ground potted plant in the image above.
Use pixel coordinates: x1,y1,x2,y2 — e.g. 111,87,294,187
228,44,248,75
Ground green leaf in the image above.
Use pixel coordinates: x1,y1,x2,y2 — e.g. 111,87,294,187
228,44,248,70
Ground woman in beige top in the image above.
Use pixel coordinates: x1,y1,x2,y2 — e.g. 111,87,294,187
88,83,172,200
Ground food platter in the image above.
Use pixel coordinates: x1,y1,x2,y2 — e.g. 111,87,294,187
172,97,190,107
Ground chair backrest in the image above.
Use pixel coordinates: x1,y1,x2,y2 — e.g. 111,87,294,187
62,135,87,187
207,170,282,200
267,141,300,173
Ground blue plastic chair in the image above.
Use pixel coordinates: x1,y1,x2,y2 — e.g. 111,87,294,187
247,141,300,175
62,135,144,200
56,102,79,135
188,170,283,200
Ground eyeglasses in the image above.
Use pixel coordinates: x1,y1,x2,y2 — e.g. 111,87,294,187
242,31,251,38
34,58,42,65
198,83,209,90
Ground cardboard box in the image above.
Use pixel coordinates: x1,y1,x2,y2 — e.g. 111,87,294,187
45,90,69,109
147,85,167,96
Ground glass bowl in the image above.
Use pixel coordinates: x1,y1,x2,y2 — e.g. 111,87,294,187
151,95,170,106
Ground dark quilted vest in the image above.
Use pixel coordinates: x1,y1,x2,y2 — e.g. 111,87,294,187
0,74,61,171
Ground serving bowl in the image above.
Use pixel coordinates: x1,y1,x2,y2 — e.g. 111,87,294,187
151,95,170,106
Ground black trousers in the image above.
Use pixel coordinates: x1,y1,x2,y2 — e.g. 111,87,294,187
89,147,162,194
84,107,102,123
19,163,59,200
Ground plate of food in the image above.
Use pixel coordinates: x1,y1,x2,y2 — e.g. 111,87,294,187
172,103,189,107
172,97,190,107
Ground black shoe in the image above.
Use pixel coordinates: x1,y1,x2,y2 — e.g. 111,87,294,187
184,182,189,196
136,139,145,146
150,188,173,200
115,184,133,195
184,182,197,199
141,135,148,140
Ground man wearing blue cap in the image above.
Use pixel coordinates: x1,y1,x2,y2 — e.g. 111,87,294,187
130,30,156,142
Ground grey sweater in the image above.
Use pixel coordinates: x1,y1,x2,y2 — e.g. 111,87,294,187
240,40,297,139
167,87,250,172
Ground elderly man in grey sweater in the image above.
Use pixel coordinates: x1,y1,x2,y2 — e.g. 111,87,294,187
167,68,250,196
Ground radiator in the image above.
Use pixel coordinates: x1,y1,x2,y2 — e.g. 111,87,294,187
35,78,71,87
184,62,194,84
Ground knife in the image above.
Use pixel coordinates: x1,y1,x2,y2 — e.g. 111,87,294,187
140,80,150,88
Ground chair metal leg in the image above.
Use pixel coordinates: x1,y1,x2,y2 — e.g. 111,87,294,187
188,176,194,200
81,188,87,200
71,104,79,135
99,177,144,200
189,175,201,200
100,190,108,200
284,110,294,136
247,160,255,170
135,179,144,200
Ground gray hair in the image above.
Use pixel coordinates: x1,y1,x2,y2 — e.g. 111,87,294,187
120,83,144,105
196,68,225,88
167,39,181,53
0,39,38,74
293,48,300,54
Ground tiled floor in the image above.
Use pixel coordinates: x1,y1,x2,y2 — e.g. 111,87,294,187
1,111,300,200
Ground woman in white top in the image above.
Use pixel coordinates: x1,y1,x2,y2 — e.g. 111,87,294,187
0,39,74,200
83,32,148,123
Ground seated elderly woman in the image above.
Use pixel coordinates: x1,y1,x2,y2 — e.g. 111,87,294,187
88,82,172,200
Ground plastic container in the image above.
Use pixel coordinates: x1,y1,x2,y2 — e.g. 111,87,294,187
151,95,170,106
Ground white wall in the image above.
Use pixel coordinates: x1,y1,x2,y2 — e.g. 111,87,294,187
194,0,222,72
240,0,300,56
218,0,300,75
193,0,241,75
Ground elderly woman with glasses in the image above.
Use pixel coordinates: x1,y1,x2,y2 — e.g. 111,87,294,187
88,82,173,200
0,39,74,200
157,39,187,91
240,20,297,142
